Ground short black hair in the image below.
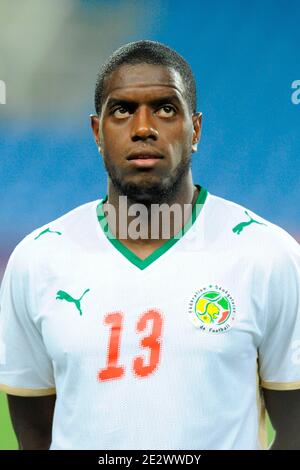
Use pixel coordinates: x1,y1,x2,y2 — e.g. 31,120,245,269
94,40,197,116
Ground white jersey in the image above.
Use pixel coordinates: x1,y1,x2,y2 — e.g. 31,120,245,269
0,185,299,450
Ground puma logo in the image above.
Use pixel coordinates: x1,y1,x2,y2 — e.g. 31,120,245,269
35,228,62,240
232,210,267,235
56,289,90,316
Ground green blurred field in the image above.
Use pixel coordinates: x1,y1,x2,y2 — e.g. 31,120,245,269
0,392,18,449
0,391,274,450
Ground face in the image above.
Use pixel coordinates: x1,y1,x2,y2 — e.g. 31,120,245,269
91,63,202,203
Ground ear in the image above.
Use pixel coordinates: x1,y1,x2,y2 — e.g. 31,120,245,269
191,112,202,153
90,114,102,152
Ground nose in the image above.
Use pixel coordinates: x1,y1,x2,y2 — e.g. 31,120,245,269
131,105,159,142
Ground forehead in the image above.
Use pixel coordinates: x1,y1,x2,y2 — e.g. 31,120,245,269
102,63,186,103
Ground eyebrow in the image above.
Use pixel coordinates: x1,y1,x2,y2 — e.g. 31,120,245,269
106,94,182,110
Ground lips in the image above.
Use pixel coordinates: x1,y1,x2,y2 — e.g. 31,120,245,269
126,151,164,168
129,155,161,160
126,151,164,161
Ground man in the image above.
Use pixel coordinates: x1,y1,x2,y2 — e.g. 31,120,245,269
0,40,299,450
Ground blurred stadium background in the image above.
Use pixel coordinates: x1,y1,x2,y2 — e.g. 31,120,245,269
0,0,299,449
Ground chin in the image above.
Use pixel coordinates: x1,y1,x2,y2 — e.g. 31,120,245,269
108,159,191,204
118,177,176,205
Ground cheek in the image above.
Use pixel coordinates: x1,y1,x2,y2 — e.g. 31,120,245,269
168,129,192,160
101,124,126,156
172,142,191,163
169,121,193,144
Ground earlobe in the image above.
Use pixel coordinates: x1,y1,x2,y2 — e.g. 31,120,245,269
192,112,202,147
192,142,198,153
90,114,104,154
90,114,100,141
192,133,198,152
97,140,103,154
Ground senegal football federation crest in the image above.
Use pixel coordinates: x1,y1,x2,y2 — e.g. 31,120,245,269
188,285,236,333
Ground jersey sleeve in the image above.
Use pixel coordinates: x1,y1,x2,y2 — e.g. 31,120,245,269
0,242,56,396
258,233,300,390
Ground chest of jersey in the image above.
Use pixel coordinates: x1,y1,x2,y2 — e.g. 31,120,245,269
34,244,264,388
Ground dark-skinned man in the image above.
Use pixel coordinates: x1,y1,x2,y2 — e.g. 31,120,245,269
0,40,299,450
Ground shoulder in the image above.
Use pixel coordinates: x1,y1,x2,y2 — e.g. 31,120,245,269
4,199,101,275
31,199,100,240
204,191,299,267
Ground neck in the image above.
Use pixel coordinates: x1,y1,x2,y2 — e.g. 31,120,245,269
103,173,199,244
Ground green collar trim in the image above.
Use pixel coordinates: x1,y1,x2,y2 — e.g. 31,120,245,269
96,185,208,270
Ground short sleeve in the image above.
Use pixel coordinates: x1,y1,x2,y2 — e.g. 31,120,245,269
258,235,300,390
0,242,56,396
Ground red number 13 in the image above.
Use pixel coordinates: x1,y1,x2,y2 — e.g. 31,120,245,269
98,309,163,382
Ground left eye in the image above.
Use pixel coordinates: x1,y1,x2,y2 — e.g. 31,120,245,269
113,107,129,118
157,106,176,116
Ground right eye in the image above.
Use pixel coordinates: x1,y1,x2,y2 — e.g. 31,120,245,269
112,107,130,119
